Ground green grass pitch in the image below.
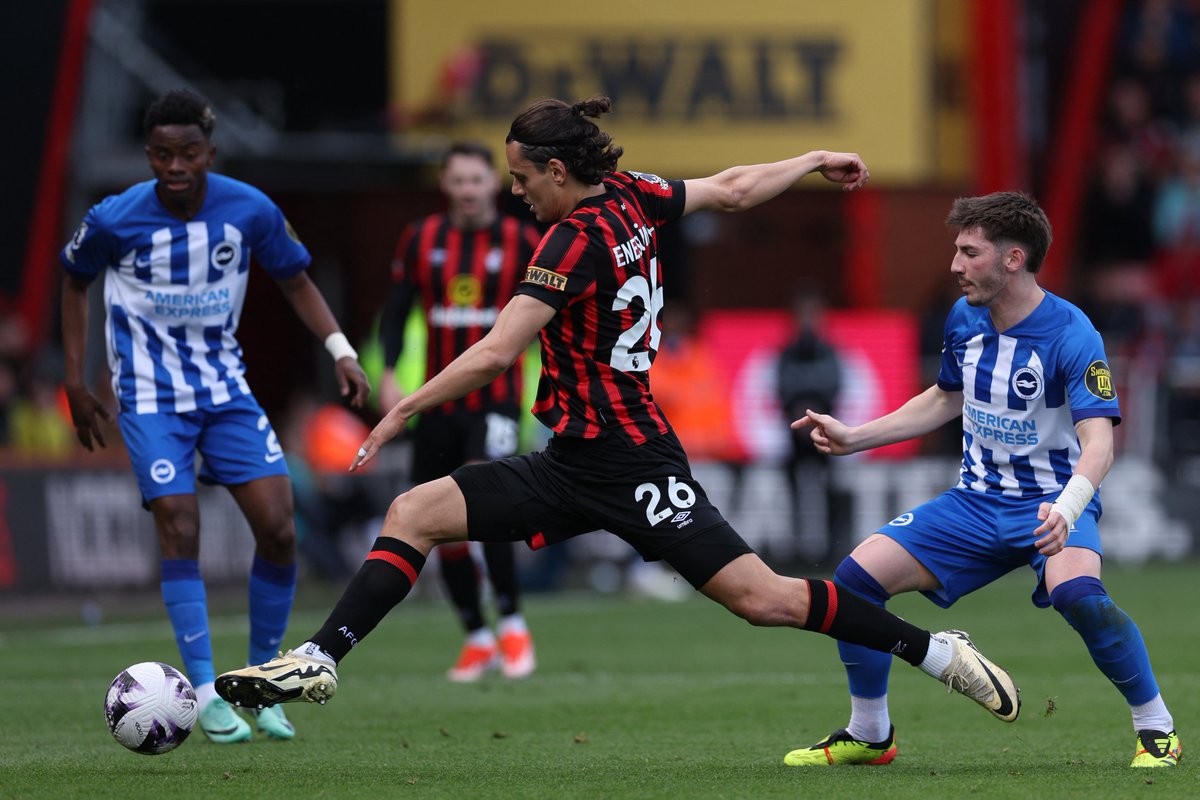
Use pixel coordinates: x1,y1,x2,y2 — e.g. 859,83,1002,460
2,563,1196,799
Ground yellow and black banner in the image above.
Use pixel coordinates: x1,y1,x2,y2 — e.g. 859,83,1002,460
390,0,935,182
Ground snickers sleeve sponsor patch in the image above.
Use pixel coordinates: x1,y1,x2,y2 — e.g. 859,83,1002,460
1084,360,1115,400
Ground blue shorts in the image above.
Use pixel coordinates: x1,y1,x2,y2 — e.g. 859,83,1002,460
118,394,289,503
877,487,1103,609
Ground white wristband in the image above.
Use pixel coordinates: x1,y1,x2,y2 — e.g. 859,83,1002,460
324,332,358,362
1049,474,1095,527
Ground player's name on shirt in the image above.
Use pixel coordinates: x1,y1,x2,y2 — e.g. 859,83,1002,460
611,224,655,267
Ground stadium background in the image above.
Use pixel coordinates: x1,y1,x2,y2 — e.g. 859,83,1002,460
1,0,1197,600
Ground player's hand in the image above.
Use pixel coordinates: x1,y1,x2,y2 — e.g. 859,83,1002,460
349,406,410,472
817,151,870,191
793,409,855,455
334,357,371,408
1032,501,1070,556
64,383,114,451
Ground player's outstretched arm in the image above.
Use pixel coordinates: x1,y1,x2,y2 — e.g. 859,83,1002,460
682,150,869,216
275,272,371,407
351,294,555,471
794,384,962,456
60,274,113,450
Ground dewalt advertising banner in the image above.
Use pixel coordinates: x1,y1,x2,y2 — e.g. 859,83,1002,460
390,0,933,182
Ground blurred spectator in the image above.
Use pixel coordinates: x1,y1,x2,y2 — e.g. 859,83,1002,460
1080,145,1157,266
775,288,842,559
1100,76,1177,183
1152,131,1200,298
0,316,29,358
1075,142,1157,356
777,290,842,439
651,304,736,464
8,351,75,461
1115,0,1199,116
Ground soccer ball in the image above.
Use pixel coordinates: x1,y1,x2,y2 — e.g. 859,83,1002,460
104,662,198,755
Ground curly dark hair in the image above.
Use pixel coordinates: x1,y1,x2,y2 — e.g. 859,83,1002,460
505,97,623,185
143,89,216,139
945,191,1053,273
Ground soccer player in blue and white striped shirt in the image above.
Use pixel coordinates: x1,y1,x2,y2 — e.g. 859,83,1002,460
60,89,369,744
790,191,1180,768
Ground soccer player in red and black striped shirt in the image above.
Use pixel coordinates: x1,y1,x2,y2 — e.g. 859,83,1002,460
378,142,541,682
220,98,1021,761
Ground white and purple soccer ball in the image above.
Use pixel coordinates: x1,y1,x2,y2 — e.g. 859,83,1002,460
104,662,198,755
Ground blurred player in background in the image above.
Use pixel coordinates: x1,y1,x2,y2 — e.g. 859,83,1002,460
60,89,370,744
378,141,540,682
218,97,1023,761
776,287,842,560
792,192,1180,768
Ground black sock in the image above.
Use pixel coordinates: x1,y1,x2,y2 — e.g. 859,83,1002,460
439,544,485,633
482,541,520,618
310,537,426,662
801,579,930,666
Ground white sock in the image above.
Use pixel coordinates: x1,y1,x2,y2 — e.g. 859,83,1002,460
846,695,891,743
1130,694,1173,733
497,614,527,636
467,628,497,647
297,641,337,665
917,633,954,679
194,681,217,708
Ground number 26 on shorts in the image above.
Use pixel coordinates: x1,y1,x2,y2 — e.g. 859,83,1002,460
635,476,696,526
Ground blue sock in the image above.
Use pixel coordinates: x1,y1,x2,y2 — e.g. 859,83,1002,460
248,555,297,665
834,558,893,698
161,559,214,686
1051,576,1160,705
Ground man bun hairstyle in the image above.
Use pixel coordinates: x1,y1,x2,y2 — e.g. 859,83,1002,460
946,191,1053,273
143,89,216,139
506,96,623,185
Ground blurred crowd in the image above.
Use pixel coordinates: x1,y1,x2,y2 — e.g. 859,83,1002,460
0,317,79,464
1073,0,1200,459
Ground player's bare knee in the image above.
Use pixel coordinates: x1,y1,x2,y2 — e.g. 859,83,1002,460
252,517,296,561
154,506,200,553
382,491,412,534
382,490,438,547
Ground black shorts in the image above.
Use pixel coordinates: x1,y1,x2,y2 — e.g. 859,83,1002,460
411,405,521,483
451,430,753,588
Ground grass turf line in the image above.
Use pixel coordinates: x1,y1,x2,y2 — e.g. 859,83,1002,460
1,563,1195,799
